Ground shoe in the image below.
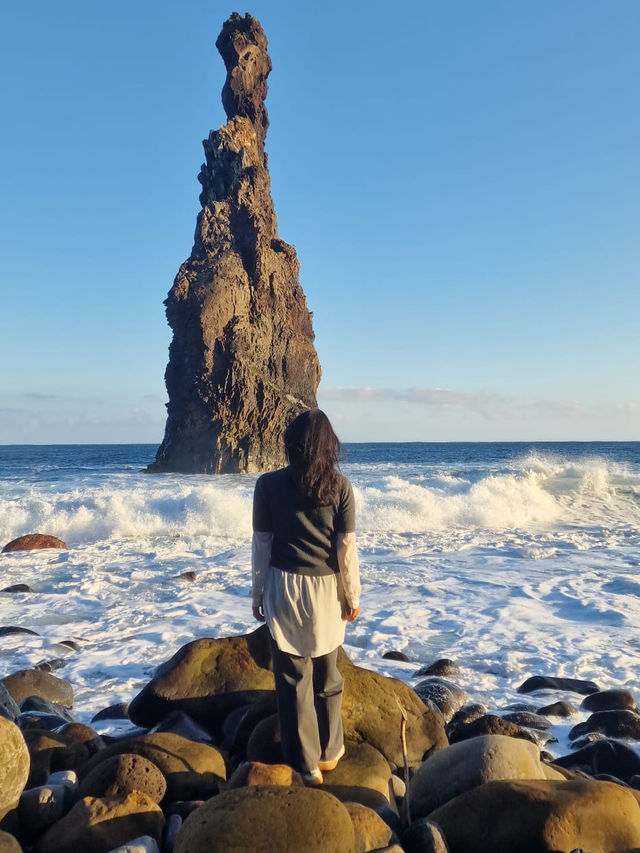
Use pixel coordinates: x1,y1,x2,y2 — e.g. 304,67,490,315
301,768,323,787
318,744,346,772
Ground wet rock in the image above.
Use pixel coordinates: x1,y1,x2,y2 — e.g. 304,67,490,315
148,12,320,475
18,712,69,731
78,754,167,804
344,801,393,853
448,713,538,746
163,814,182,853
569,709,640,742
537,700,579,717
554,739,640,784
501,711,553,730
414,678,466,722
0,627,38,637
0,684,19,722
427,779,640,853
57,640,80,652
1,585,33,594
34,659,65,673
581,688,638,714
92,703,130,723
173,785,355,853
0,718,30,821
175,572,196,582
446,703,486,733
225,760,303,789
415,659,459,678
382,651,411,662
20,696,73,721
2,670,73,708
79,733,226,803
223,695,277,757
2,535,67,553
517,675,599,696
33,791,164,853
409,733,564,819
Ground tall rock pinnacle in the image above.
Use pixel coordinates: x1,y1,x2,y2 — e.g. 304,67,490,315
148,13,321,474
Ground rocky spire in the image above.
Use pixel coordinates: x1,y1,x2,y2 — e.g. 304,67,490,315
148,13,320,474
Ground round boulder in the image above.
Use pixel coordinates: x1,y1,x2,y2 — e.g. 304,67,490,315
2,670,73,708
321,741,393,801
0,718,30,821
344,801,393,853
448,713,538,745
569,709,640,742
174,785,356,853
427,778,640,853
2,535,67,553
33,791,164,853
79,732,226,802
414,659,459,678
225,761,303,789
78,753,167,804
409,733,564,818
0,832,22,852
581,688,638,714
382,651,411,662
537,701,579,717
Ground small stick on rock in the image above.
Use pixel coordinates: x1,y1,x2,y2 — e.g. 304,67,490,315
395,695,411,828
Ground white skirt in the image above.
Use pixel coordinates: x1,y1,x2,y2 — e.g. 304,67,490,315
263,565,346,658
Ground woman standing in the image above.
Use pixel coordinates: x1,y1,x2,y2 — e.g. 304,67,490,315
251,410,361,786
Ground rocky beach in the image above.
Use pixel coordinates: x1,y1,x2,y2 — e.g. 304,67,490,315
1,439,640,851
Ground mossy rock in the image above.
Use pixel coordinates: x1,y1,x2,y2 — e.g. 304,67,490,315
174,785,355,853
129,627,447,768
79,732,225,802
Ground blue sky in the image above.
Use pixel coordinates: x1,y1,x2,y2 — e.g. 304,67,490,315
1,0,638,442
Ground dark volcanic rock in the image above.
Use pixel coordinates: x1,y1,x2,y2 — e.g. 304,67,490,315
537,700,579,717
569,709,640,742
553,739,640,782
2,535,67,553
517,675,599,695
1,584,33,593
415,658,459,678
91,702,130,723
148,13,320,475
0,627,39,637
382,650,411,662
2,670,73,708
448,714,539,746
580,688,638,714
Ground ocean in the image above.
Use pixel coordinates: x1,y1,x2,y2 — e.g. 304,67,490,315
1,442,639,753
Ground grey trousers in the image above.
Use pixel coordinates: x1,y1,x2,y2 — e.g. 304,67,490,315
270,637,344,774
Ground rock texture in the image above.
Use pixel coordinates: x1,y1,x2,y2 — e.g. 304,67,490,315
0,718,30,821
174,786,356,853
149,12,320,474
2,535,67,553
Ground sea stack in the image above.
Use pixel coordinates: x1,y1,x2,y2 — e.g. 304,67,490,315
148,13,320,474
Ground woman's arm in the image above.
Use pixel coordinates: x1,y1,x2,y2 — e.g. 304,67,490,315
251,531,273,621
337,531,361,621
252,476,273,621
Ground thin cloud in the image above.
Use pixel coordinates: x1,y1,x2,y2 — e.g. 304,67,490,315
319,386,636,422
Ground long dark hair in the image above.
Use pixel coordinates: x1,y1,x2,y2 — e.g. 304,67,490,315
284,410,341,506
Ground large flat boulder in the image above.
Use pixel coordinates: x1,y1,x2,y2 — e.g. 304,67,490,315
130,627,446,768
428,779,640,853
409,733,563,819
174,785,355,853
2,670,73,708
